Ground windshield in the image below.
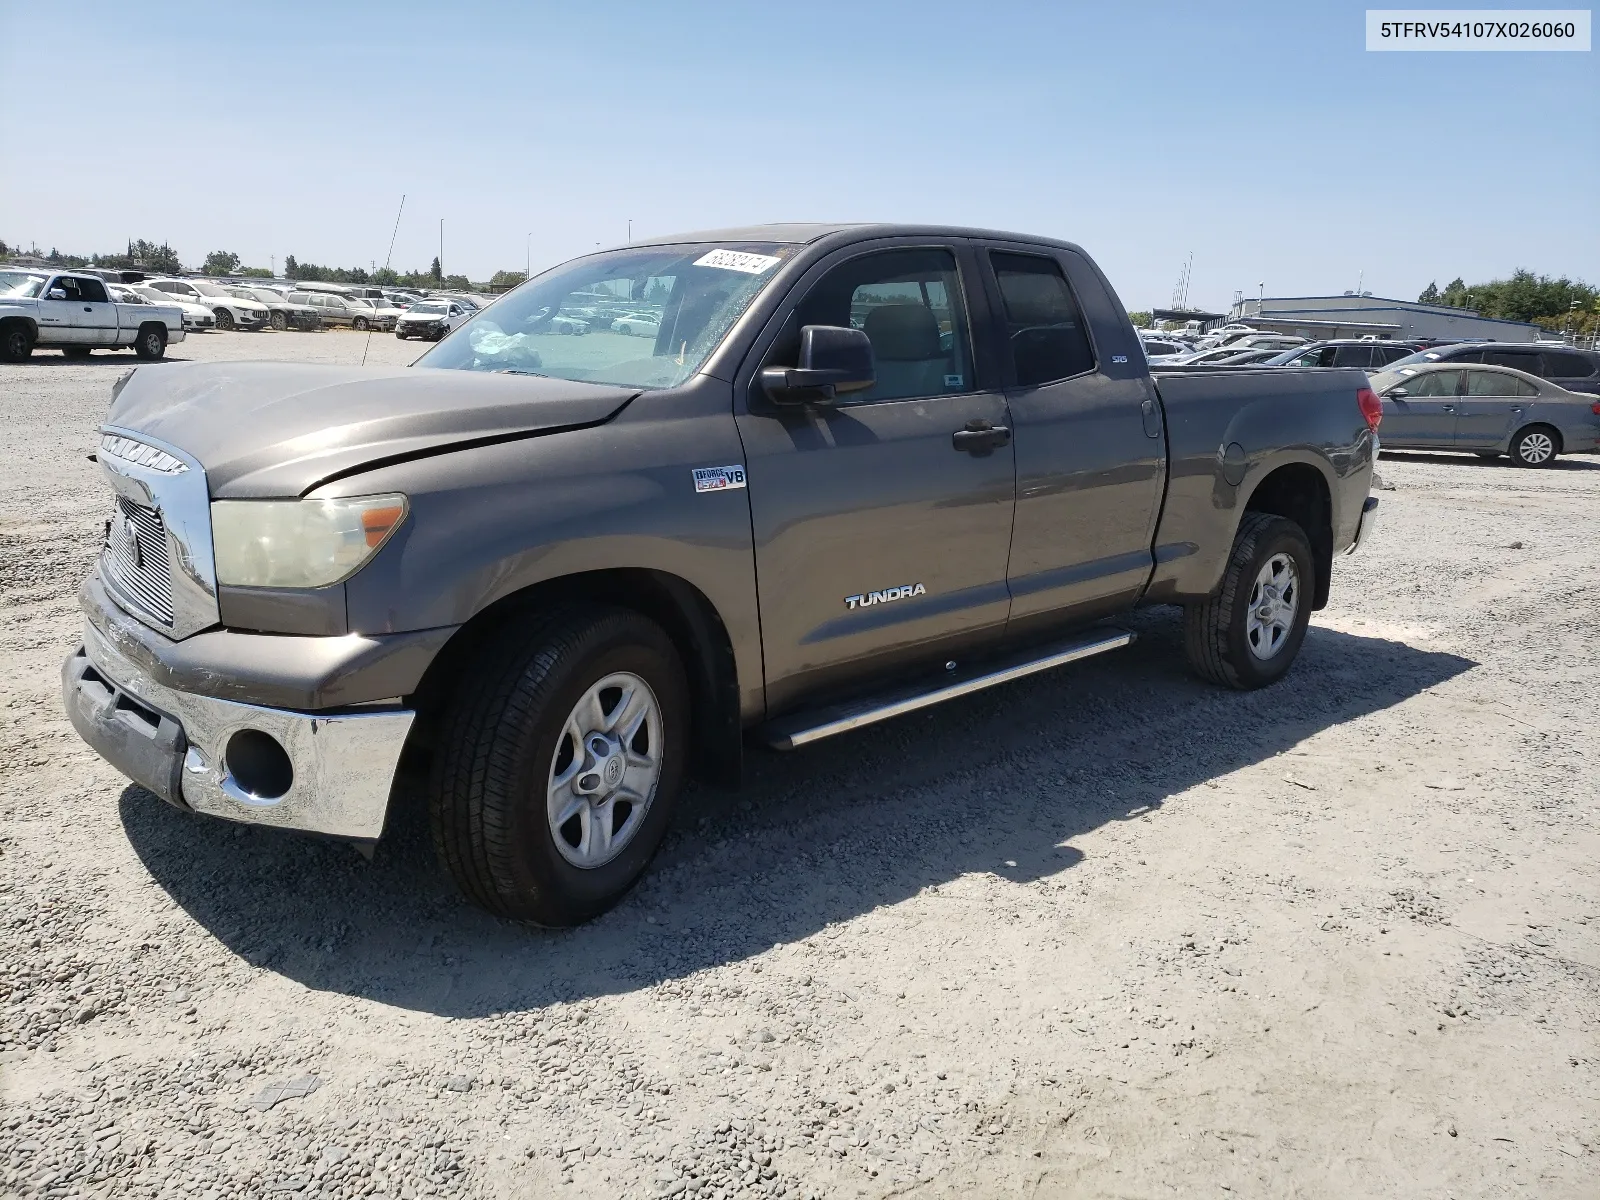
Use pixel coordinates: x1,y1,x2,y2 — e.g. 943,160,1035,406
136,287,174,304
417,242,795,388
0,270,48,298
410,302,447,315
191,282,231,297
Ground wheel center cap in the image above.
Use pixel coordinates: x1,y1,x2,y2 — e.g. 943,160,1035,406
603,757,624,787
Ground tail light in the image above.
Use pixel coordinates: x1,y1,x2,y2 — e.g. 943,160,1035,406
1357,386,1383,431
1591,402,1600,416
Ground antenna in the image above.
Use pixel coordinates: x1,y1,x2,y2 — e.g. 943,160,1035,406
362,194,406,368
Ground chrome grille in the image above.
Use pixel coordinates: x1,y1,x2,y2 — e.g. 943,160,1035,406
102,495,174,625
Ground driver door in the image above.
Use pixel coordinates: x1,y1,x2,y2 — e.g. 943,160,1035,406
1381,369,1462,447
735,241,1017,712
36,276,82,343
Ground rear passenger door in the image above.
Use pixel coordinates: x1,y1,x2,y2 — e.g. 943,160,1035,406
1456,369,1538,447
73,277,118,343
979,244,1166,629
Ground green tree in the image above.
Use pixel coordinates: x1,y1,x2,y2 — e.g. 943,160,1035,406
1440,277,1469,308
202,250,241,276
429,256,443,285
490,269,527,290
284,254,300,280
1126,310,1152,328
238,266,273,278
372,267,399,286
128,240,181,273
1417,282,1440,304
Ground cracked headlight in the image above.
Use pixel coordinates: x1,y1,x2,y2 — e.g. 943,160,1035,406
211,494,407,588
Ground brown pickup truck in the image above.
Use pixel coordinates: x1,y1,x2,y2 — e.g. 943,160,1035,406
63,223,1380,925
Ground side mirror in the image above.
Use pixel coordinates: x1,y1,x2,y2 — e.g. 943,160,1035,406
48,287,68,300
760,325,875,406
1387,388,1408,399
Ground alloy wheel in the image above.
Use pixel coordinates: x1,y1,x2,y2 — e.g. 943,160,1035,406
546,671,663,869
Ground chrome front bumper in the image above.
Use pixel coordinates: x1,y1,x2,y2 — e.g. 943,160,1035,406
63,617,414,841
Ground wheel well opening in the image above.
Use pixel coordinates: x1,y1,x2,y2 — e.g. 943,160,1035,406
1244,464,1333,609
400,569,742,803
1516,423,1562,454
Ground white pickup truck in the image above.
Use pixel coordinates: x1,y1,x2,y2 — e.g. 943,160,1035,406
0,269,185,362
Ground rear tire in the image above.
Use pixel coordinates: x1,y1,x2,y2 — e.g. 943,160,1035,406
0,322,33,362
214,308,235,331
1509,425,1559,468
133,325,167,361
427,608,689,925
1183,513,1314,690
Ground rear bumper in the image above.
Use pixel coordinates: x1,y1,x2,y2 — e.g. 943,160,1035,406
1346,495,1379,554
64,619,413,841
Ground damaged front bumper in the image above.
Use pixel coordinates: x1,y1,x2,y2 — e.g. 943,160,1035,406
62,582,417,842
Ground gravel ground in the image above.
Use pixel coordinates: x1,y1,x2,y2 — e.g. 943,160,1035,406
2,330,1597,1199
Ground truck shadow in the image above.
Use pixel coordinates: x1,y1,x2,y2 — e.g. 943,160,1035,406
119,610,1474,1018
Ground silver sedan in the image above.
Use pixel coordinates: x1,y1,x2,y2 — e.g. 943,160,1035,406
1369,362,1600,467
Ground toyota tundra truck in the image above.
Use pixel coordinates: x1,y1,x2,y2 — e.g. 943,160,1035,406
62,223,1380,925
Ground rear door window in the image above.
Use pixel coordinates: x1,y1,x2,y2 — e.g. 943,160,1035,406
1465,370,1521,396
1482,348,1540,372
1373,345,1412,365
990,253,1096,386
1332,346,1375,367
1542,350,1595,378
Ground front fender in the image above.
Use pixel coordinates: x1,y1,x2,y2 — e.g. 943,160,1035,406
322,377,765,719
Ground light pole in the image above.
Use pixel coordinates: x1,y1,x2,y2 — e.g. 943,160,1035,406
1257,281,1264,315
627,219,632,244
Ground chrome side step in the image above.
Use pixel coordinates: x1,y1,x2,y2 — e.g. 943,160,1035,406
760,628,1135,751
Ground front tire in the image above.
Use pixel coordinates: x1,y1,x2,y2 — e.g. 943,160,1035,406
1183,513,1314,690
133,325,167,361
427,608,689,925
1509,425,1559,468
214,308,235,331
352,317,369,331
0,322,34,362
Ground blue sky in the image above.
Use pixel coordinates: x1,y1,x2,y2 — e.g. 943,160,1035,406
2,1,1594,310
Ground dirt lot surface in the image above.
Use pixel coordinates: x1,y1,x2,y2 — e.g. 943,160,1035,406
2,330,1597,1199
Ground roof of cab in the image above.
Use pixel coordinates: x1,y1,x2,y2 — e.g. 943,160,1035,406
628,222,1082,250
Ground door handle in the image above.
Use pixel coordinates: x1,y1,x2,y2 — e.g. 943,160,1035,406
952,419,1011,455
1441,405,1454,412
83,306,93,312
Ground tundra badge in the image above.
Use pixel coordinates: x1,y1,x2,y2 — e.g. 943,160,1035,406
845,584,926,610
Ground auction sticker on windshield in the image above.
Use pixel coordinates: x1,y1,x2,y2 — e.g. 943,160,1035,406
693,249,783,274
692,465,747,492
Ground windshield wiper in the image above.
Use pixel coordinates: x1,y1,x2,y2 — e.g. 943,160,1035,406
493,368,549,378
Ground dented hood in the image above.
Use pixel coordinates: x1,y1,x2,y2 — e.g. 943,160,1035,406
106,361,637,498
